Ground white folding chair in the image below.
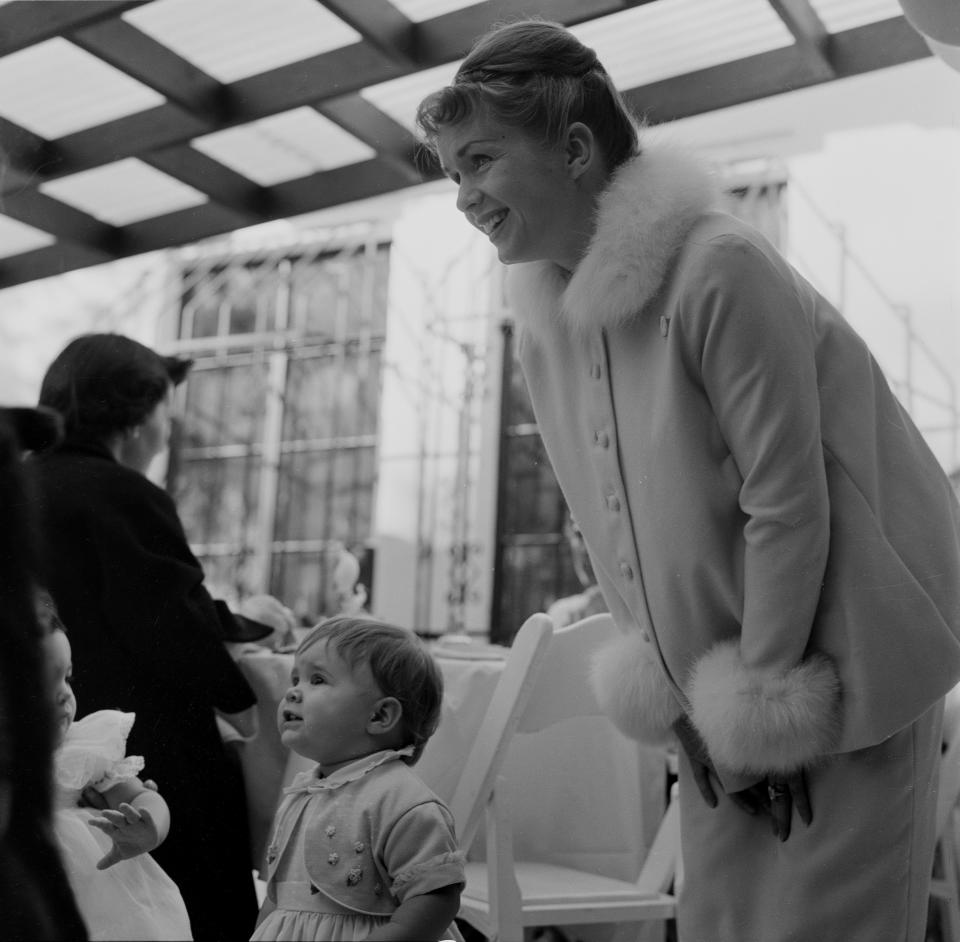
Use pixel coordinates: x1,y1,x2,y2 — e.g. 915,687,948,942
449,612,678,942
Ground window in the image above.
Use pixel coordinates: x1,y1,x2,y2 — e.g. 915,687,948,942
168,236,388,622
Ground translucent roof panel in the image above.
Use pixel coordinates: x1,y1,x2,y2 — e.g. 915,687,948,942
0,215,56,259
39,159,208,227
809,0,903,31
390,0,486,22
572,0,795,90
192,108,376,186
124,0,360,84
361,61,461,132
0,38,164,139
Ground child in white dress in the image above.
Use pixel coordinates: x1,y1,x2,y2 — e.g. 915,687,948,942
39,594,192,941
253,615,465,942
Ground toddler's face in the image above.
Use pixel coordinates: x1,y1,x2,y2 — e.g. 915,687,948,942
279,639,386,772
42,629,77,745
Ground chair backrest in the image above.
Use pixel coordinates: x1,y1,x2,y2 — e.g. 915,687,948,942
517,612,618,733
448,613,554,852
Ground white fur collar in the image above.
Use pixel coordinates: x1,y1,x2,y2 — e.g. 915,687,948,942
507,141,718,332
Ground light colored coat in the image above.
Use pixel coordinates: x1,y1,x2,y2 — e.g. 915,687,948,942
509,142,960,781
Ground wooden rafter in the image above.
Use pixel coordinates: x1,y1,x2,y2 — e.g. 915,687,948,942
767,0,835,80
0,1,934,290
316,0,420,65
0,0,147,56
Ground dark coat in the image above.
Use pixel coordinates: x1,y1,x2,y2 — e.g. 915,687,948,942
28,439,259,941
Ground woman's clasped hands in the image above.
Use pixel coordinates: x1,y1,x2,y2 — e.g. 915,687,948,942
673,714,811,841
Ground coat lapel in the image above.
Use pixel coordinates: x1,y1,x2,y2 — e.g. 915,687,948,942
508,141,718,333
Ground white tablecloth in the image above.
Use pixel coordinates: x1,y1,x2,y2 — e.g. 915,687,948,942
237,640,668,885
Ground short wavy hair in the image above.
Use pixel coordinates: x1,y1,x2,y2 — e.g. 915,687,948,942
297,615,444,764
416,18,640,172
38,333,192,444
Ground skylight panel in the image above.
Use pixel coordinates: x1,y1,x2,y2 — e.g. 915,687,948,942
361,61,461,132
0,37,164,139
39,159,207,227
124,0,360,84
0,215,55,259
192,108,376,186
808,0,903,32
389,0,485,22
572,0,795,90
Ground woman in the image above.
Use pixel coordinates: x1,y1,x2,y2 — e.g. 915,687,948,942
417,21,960,941
28,333,280,941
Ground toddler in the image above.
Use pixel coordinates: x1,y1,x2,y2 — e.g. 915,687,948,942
253,615,464,941
38,591,192,941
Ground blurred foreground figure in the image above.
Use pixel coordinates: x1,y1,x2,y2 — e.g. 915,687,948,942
0,405,87,940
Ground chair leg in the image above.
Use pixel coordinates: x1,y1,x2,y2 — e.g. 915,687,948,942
486,783,523,942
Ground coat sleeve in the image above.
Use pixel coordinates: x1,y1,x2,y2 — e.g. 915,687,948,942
678,235,840,775
93,474,256,714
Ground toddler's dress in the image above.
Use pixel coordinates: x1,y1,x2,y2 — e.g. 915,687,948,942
54,709,192,941
252,747,465,941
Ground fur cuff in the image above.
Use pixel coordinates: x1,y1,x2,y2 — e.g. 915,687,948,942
589,632,682,745
687,641,841,775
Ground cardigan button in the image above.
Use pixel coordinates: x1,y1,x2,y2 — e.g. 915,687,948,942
619,561,634,581
606,495,621,513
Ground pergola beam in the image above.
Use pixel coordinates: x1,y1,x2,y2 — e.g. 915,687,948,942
0,0,146,56
70,18,230,124
314,95,424,183
627,17,928,123
767,0,835,79
316,0,420,64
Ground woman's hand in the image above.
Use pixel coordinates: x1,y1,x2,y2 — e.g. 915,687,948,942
767,772,812,841
672,715,813,835
672,714,718,808
88,801,161,869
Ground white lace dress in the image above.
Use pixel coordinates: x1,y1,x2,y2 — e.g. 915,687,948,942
54,710,193,941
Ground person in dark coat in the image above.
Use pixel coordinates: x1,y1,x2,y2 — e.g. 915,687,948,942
27,333,275,942
0,405,88,941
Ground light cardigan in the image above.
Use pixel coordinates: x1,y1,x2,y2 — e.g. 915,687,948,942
509,142,960,778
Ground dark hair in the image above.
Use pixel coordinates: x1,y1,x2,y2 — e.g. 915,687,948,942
38,333,193,443
416,19,639,172
297,615,444,764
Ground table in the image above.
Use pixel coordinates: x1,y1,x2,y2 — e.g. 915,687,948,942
237,639,668,886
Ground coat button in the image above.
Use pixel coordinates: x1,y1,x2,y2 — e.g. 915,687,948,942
619,561,634,580
606,494,621,512
595,430,609,448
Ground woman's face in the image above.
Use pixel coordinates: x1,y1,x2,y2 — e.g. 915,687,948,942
436,109,587,269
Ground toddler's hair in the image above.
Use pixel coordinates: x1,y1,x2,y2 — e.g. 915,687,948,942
297,615,443,764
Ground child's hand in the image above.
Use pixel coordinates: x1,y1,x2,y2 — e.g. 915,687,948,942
88,802,161,869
